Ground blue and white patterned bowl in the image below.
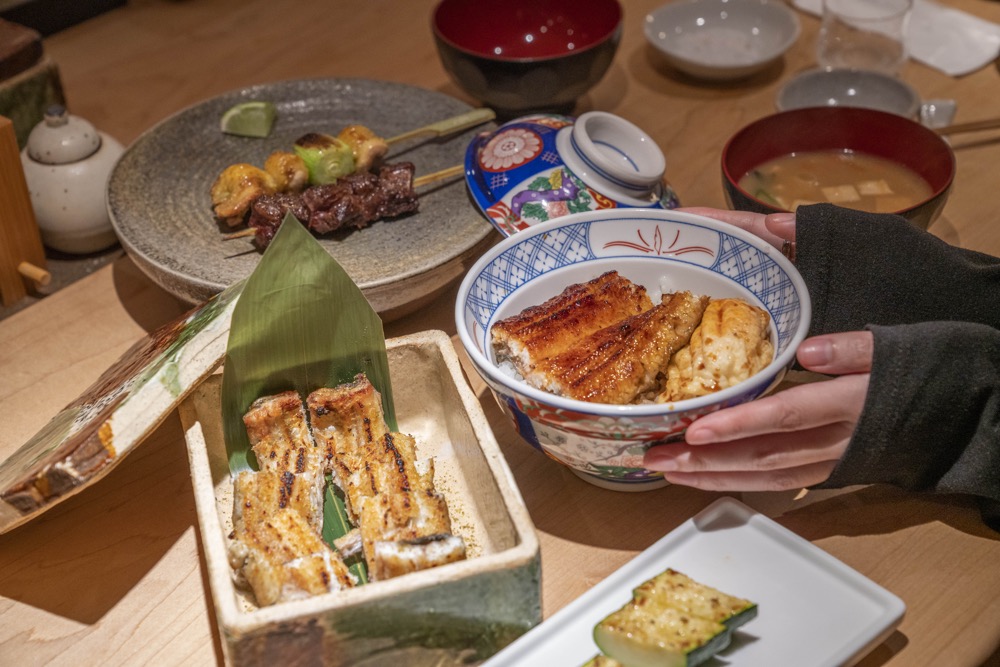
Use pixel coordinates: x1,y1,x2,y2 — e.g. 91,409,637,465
464,112,680,237
455,208,811,491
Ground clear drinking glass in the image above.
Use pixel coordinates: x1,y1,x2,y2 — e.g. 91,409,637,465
817,0,913,75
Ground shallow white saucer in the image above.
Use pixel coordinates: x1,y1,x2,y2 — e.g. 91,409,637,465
776,68,922,118
645,0,801,81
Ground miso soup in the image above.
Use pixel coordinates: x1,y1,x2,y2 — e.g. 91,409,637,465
739,149,933,213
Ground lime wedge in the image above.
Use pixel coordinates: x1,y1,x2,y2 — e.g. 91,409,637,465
220,101,277,138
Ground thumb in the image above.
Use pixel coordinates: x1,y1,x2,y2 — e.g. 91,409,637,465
797,331,874,375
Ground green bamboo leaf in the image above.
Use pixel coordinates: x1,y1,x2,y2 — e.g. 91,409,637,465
222,213,396,472
322,479,368,584
220,213,394,565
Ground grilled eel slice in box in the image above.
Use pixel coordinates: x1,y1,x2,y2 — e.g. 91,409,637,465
307,375,466,581
228,391,356,607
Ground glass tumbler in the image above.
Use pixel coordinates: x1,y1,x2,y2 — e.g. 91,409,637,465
817,0,913,75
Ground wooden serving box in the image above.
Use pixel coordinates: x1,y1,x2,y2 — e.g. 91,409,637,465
179,330,541,666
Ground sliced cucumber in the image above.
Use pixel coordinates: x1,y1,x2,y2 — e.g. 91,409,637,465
594,602,731,667
581,655,625,667
633,568,758,630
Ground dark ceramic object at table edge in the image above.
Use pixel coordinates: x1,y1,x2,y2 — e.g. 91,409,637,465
431,0,623,116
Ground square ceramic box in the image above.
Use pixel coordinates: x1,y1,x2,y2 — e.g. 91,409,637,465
179,330,541,666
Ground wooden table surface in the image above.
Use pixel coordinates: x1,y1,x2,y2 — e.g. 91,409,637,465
2,0,1000,665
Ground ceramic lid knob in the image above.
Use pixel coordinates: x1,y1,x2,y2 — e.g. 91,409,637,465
25,104,103,165
569,111,666,196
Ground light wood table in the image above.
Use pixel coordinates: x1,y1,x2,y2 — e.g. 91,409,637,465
2,0,999,665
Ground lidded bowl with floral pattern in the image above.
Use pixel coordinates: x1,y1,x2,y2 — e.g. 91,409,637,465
464,111,679,236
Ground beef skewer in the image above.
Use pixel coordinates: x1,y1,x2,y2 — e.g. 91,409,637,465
223,163,464,249
211,109,493,227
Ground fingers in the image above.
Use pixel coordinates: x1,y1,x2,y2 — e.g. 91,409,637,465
677,207,776,245
797,332,874,375
648,421,849,491
763,212,796,243
642,374,869,492
676,207,795,250
662,461,840,492
646,421,854,473
682,374,869,444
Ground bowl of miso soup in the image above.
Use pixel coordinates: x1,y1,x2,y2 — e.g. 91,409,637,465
722,107,955,230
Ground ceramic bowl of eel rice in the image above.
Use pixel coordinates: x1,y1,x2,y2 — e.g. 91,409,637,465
455,208,811,491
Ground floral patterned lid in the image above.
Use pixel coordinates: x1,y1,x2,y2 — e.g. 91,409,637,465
464,112,680,236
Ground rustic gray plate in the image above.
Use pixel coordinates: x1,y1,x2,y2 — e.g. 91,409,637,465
107,78,497,320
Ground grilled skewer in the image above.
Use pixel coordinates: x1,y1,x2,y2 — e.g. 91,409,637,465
211,109,492,227
222,163,464,248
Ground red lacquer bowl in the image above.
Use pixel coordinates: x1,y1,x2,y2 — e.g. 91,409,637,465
722,107,955,230
432,0,622,115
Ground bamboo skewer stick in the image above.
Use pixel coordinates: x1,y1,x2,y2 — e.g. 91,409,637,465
224,229,258,240
413,164,464,188
385,108,495,145
222,164,465,241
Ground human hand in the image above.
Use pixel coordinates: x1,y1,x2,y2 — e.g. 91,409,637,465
643,331,874,491
678,207,796,259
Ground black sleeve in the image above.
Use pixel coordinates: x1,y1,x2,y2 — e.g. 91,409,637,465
794,203,1000,335
813,321,1000,530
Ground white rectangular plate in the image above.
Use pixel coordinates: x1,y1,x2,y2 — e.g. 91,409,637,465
484,496,905,667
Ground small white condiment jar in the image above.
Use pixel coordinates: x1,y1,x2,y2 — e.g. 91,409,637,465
21,105,124,254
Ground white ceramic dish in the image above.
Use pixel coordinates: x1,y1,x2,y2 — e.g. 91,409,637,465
483,496,906,666
644,0,801,81
776,67,922,117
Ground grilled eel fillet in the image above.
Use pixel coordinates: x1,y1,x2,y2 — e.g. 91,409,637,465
305,378,387,523
308,375,467,581
229,391,355,607
491,271,653,371
657,298,774,403
509,291,709,404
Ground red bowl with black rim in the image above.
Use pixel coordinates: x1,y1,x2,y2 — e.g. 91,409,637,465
722,107,955,230
432,0,623,116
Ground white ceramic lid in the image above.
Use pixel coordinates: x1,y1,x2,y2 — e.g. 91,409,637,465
25,105,103,164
